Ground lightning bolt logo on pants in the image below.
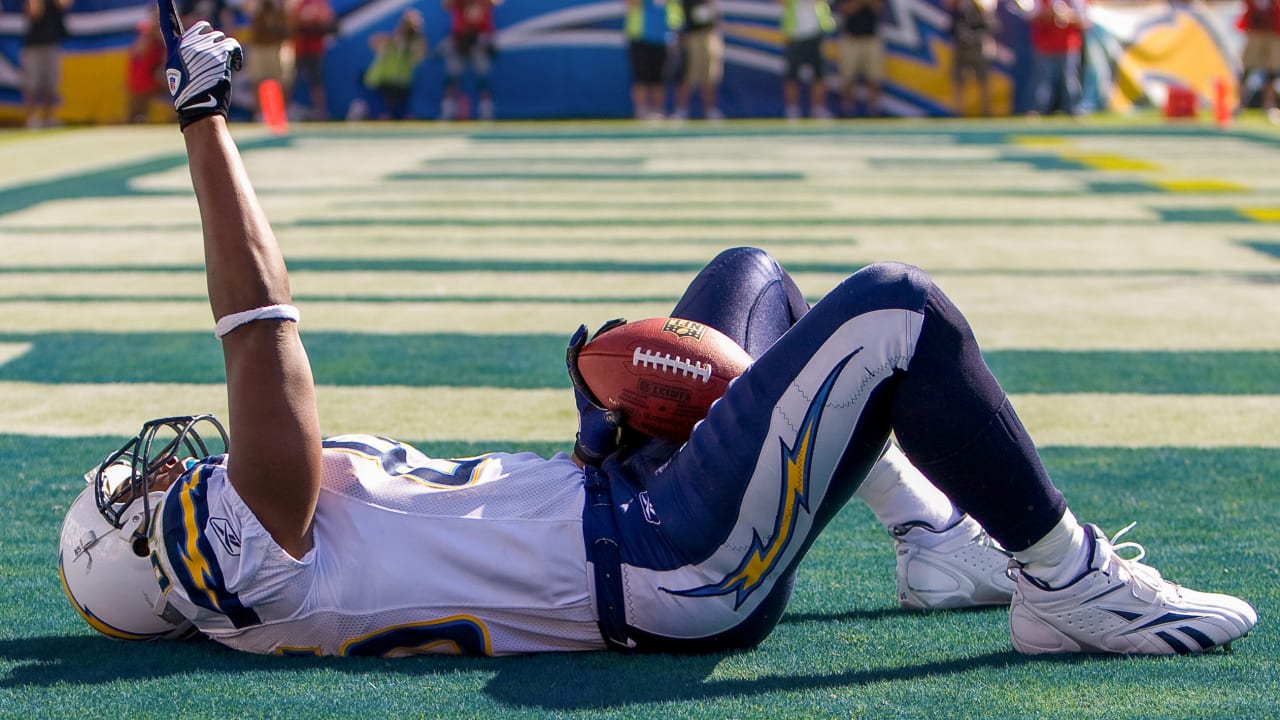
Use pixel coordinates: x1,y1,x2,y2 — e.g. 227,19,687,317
667,351,858,609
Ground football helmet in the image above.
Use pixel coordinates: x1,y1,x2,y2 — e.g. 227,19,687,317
58,415,227,640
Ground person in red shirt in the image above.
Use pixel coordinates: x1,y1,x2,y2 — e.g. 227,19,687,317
1237,0,1280,118
1026,0,1088,116
288,0,336,120
440,0,500,121
125,10,167,123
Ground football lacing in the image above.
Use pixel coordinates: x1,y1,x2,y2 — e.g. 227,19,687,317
632,347,712,382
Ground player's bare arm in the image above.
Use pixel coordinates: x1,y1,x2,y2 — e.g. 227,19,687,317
167,15,323,558
185,118,323,559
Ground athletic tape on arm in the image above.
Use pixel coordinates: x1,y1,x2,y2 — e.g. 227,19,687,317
214,304,300,338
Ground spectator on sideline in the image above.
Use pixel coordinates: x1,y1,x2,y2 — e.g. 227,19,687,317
672,0,724,121
833,0,885,117
125,8,168,123
180,0,234,31
625,0,680,120
21,0,72,128
1237,0,1280,120
440,0,501,121
777,0,836,119
244,0,292,122
288,0,336,120
1026,0,1088,117
947,0,998,117
362,8,429,120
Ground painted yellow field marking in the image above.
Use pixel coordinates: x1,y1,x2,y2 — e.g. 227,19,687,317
1154,179,1248,193
1006,136,1072,146
1238,207,1280,222
1061,154,1162,172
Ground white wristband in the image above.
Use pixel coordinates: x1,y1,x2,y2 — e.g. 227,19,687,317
214,304,300,338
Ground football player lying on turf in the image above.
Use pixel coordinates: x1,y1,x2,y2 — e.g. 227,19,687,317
58,17,1257,657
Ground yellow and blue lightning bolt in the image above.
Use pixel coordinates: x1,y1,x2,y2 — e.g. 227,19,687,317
161,463,261,628
668,352,857,609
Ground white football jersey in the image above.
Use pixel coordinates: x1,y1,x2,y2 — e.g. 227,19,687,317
150,435,605,657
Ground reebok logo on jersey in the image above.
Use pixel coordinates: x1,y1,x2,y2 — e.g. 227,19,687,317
209,516,242,556
166,69,182,96
638,491,661,525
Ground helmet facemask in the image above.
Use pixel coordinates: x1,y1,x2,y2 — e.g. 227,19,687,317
90,415,229,547
61,414,229,641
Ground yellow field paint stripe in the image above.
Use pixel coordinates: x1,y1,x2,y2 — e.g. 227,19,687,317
1238,207,1280,222
3,381,1277,448
1006,136,1073,147
1154,179,1248,193
1060,154,1162,172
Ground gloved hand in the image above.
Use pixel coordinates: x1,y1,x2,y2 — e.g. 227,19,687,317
157,1,244,130
566,319,628,467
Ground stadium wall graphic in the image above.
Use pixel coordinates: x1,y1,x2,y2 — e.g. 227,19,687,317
0,0,1252,124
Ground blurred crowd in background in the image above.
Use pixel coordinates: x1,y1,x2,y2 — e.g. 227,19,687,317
6,0,1273,127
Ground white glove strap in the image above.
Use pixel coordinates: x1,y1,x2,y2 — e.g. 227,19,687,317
214,304,300,338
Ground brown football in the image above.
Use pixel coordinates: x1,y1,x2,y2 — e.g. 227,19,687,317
576,317,753,442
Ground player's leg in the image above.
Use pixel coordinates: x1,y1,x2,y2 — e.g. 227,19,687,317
804,38,830,118
607,262,956,649
668,246,809,357
782,41,804,118
441,40,465,121
901,278,1255,654
608,262,1256,654
865,38,884,117
670,247,1012,611
472,39,494,121
859,444,1014,610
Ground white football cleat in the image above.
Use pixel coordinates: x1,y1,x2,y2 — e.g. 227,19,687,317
893,515,1016,610
1009,523,1258,655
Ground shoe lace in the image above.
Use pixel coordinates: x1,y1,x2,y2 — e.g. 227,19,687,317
1105,522,1174,595
1107,521,1146,563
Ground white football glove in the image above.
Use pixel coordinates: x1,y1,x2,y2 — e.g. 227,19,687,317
158,1,244,130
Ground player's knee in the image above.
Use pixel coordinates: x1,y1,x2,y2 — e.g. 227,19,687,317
839,261,933,313
705,246,783,281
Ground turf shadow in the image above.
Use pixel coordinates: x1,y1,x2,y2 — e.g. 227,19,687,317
478,647,1054,711
0,632,1063,713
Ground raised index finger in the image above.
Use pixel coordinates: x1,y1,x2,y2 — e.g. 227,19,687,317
157,0,184,46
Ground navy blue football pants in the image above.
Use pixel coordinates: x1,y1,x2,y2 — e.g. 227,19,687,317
593,247,1066,652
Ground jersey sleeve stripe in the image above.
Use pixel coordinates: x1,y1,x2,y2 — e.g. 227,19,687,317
161,463,262,629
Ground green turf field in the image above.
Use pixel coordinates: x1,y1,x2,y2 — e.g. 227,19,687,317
1,117,1277,719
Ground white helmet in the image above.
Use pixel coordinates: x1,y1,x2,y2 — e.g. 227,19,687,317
59,484,193,639
58,415,227,641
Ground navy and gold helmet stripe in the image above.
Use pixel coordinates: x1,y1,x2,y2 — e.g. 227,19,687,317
161,463,261,629
668,351,858,609
57,554,170,641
